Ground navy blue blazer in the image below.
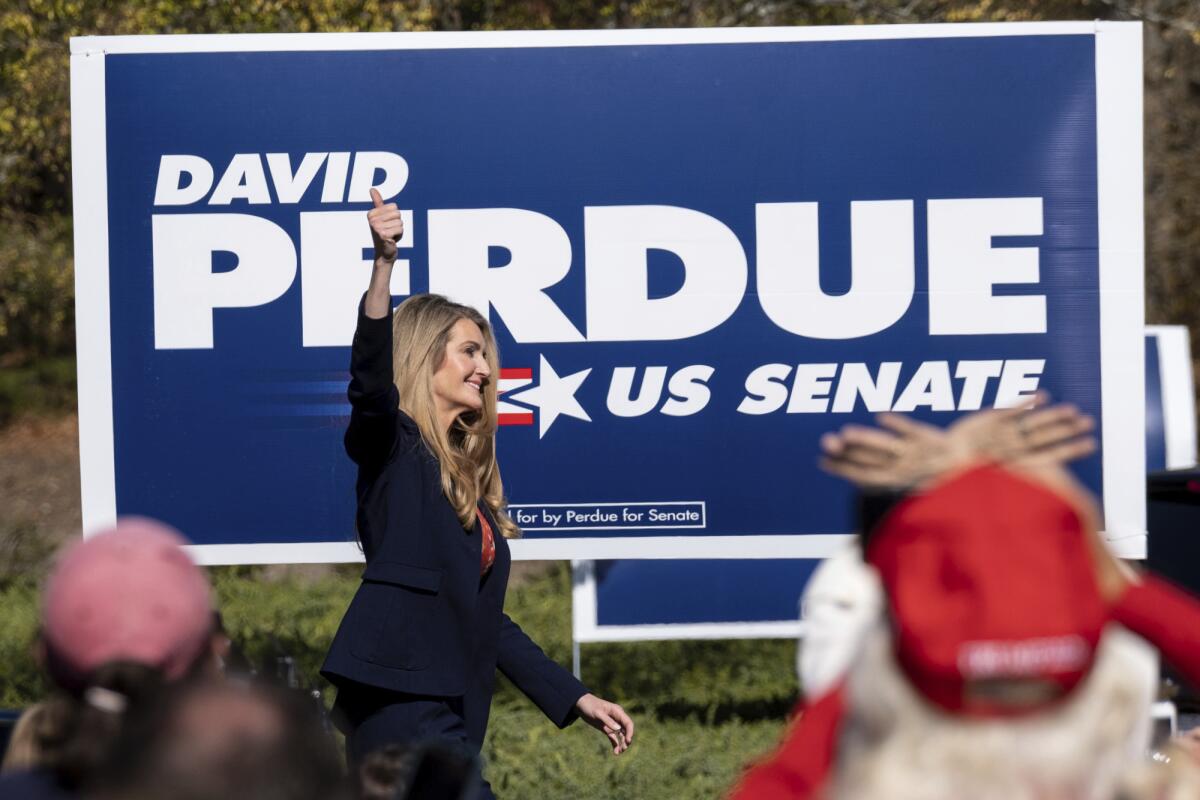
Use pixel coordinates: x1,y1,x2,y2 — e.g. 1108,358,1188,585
321,301,587,739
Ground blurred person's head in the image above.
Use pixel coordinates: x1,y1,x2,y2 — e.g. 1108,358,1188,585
830,464,1160,800
32,661,167,790
93,679,347,800
27,518,216,791
40,517,214,690
356,740,480,800
834,619,1157,800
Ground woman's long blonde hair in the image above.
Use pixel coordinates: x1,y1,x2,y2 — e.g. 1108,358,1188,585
830,622,1159,800
391,294,519,539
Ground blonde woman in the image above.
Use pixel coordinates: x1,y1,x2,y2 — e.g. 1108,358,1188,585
321,190,633,798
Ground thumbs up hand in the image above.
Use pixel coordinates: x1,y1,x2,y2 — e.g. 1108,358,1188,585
367,187,404,263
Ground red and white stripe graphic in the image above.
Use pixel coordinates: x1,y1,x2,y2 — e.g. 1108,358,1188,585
498,368,534,426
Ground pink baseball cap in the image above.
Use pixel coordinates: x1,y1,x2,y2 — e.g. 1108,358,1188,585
42,517,215,690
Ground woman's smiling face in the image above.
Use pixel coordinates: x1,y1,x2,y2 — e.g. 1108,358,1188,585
431,317,491,428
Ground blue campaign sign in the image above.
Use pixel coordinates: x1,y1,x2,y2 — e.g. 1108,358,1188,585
572,559,816,643
70,24,1145,564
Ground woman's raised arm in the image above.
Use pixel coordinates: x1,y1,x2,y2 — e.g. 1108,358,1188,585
344,189,406,467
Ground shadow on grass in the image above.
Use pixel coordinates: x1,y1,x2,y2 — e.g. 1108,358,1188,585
650,695,795,725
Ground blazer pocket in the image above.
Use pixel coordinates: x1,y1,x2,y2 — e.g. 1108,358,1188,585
351,561,444,670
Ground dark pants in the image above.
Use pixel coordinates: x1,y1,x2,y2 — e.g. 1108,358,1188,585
336,685,495,800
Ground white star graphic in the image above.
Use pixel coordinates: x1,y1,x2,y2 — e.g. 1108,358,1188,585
505,355,592,438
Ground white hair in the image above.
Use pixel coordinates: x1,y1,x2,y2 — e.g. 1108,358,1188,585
829,623,1159,800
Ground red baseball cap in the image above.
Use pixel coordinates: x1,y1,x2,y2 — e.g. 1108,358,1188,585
865,464,1107,716
42,517,215,690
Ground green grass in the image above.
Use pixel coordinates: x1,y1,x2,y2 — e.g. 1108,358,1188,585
482,563,798,796
482,702,784,799
0,581,46,707
0,562,797,798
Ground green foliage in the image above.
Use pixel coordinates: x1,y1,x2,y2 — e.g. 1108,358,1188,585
0,214,74,359
483,565,799,796
209,564,361,689
482,703,783,799
498,563,798,719
0,356,76,423
0,580,48,707
0,211,77,421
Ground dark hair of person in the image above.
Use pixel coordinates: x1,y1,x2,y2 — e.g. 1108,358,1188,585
92,678,348,800
355,740,481,800
34,660,167,790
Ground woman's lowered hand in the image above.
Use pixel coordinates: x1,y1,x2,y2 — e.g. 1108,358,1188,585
575,693,635,755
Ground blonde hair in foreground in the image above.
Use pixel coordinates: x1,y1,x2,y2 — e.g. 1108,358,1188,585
0,702,46,773
390,294,519,539
830,623,1171,800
